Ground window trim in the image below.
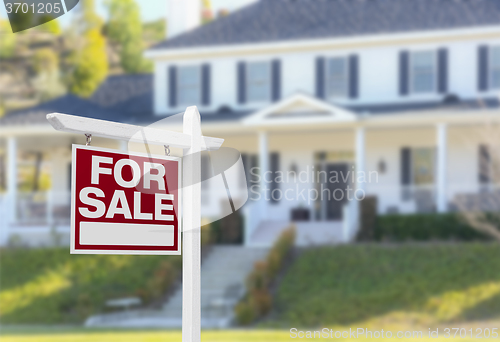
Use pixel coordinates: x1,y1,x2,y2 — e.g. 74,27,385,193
325,55,349,100
409,49,438,95
245,60,272,104
176,65,201,106
489,45,500,90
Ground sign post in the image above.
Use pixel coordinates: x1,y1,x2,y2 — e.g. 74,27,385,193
182,108,201,341
47,106,220,342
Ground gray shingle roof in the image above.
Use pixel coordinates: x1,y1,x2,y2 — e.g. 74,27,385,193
151,0,500,50
0,74,252,126
0,94,121,126
89,74,154,123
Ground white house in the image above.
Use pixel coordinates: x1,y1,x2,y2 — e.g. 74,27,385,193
2,0,500,247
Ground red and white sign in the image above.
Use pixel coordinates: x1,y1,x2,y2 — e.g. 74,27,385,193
71,145,181,255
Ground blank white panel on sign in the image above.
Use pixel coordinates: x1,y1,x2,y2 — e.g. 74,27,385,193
80,222,175,246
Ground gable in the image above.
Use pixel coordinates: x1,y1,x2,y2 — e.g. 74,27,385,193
243,93,356,126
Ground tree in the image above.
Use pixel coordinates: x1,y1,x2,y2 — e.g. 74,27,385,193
68,28,108,97
32,48,66,100
0,19,16,59
36,17,62,35
67,0,108,97
105,0,150,73
202,0,214,24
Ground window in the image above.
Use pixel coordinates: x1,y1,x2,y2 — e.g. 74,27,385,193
326,57,348,98
247,62,270,102
490,46,500,89
178,66,200,105
410,51,436,93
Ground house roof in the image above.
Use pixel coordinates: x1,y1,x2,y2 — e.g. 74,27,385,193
0,74,252,127
0,94,122,126
151,0,500,51
89,74,155,124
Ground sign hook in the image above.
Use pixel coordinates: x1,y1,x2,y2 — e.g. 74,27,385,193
164,145,170,156
85,134,92,146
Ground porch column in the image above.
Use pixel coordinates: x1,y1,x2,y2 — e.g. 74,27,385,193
259,131,268,219
120,140,128,151
355,127,366,193
437,123,448,213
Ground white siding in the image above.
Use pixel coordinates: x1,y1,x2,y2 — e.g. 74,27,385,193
153,36,500,115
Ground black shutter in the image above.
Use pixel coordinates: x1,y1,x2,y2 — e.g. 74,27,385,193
201,63,211,106
399,51,409,96
271,59,281,102
349,54,359,99
479,145,491,184
168,65,177,107
478,45,489,92
438,48,448,94
237,61,246,104
270,152,280,203
315,56,325,99
401,147,411,185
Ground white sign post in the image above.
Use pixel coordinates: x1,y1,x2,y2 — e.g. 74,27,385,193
47,106,222,342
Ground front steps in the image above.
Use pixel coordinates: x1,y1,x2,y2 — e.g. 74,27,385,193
85,245,268,328
248,220,345,247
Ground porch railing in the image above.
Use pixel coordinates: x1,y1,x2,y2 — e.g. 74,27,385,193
15,190,71,226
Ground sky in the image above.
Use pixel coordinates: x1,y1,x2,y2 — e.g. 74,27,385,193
0,0,257,27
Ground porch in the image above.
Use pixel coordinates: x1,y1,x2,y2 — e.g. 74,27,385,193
2,94,500,247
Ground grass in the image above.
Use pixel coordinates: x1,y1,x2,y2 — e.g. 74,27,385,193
0,328,292,342
274,243,500,328
0,326,496,342
0,248,181,324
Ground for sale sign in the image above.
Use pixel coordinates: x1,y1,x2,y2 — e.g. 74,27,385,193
71,145,181,255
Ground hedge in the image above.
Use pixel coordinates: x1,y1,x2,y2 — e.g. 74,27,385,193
235,226,296,325
374,213,490,242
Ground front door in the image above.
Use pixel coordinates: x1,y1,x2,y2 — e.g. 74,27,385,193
324,163,349,220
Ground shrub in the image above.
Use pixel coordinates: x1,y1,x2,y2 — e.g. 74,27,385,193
235,226,296,325
234,300,256,325
374,213,490,242
246,261,269,291
267,227,296,278
252,289,273,316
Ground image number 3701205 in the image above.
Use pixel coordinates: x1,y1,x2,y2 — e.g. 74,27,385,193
3,0,79,32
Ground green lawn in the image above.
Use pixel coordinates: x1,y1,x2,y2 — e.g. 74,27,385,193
274,243,500,327
0,328,292,342
0,327,493,342
0,248,181,324
3,242,500,335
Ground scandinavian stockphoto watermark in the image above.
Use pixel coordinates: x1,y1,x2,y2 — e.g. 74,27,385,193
248,165,379,204
290,327,500,339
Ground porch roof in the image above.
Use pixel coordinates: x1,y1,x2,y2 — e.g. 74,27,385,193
2,72,500,133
